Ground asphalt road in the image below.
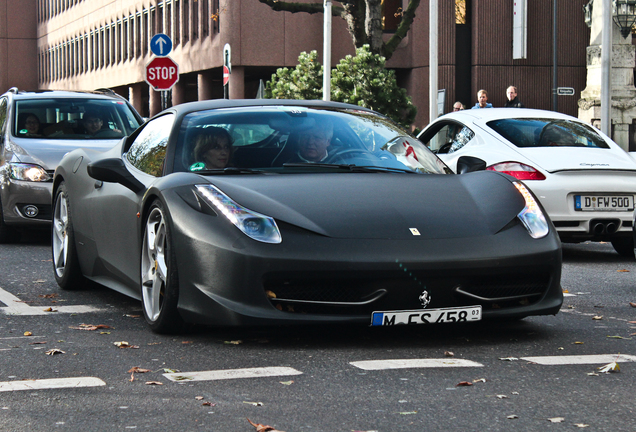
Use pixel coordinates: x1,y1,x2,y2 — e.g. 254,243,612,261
0,232,634,432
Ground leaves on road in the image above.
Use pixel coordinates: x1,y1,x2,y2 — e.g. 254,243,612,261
629,302,636,308
444,351,454,357
472,378,487,383
43,307,57,312
607,335,632,340
69,324,113,331
592,316,603,320
598,362,620,373
45,349,65,355
499,357,519,361
246,418,285,432
244,401,264,407
456,381,473,387
507,415,519,419
279,380,294,385
23,331,32,336
114,341,140,349
574,424,590,428
224,340,243,345
548,417,565,423
145,381,163,385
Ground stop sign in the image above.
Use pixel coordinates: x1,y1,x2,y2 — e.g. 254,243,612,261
145,57,179,90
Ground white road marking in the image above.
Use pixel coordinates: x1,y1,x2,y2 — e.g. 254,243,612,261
163,366,303,382
0,377,105,392
520,354,636,365
0,287,102,315
350,359,484,371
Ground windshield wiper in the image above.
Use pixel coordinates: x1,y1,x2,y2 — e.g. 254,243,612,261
198,167,265,175
283,162,416,174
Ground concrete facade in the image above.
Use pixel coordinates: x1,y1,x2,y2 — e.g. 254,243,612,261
0,0,592,128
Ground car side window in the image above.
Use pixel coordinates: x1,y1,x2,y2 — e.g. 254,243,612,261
421,122,474,154
126,113,175,177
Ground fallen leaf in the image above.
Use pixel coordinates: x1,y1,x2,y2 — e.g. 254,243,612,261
23,331,32,336
182,341,193,344
587,372,599,376
128,367,151,374
246,418,285,432
598,362,620,373
444,351,454,357
202,402,216,406
573,341,584,344
279,380,294,385
499,357,519,361
496,395,508,399
114,341,140,349
617,269,630,272
562,288,569,293
224,340,243,345
507,415,519,419
629,302,636,308
45,349,65,355
43,307,57,312
32,280,46,283
548,417,565,423
607,335,632,340
592,316,603,320
124,314,141,318
567,305,575,309
472,378,487,383
28,341,46,345
456,381,473,387
145,381,163,385
173,376,193,381
244,401,264,407
574,424,590,428
195,396,204,400
397,412,417,415
511,392,519,395
69,324,113,331
38,294,58,298
163,368,178,373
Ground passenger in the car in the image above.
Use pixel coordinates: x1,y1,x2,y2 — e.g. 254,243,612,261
21,113,43,137
193,127,234,169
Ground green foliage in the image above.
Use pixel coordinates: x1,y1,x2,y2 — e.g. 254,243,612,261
331,45,416,128
265,51,323,100
265,46,417,128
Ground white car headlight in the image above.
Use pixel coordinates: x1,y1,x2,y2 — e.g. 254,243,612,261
195,184,282,244
514,182,549,239
9,163,51,182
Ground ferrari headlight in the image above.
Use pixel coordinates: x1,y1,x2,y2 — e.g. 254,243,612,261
514,182,549,239
9,163,51,182
195,184,282,244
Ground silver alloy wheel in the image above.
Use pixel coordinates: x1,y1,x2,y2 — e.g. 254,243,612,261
141,207,168,322
52,191,69,278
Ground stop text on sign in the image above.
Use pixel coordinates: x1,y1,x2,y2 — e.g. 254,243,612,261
145,56,179,91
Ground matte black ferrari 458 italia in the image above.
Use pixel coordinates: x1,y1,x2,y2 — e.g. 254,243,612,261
52,100,563,333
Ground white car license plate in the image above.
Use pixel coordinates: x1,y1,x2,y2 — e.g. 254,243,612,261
575,195,634,211
371,306,482,326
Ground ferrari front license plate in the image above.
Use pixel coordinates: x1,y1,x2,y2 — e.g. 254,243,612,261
371,306,482,326
574,195,634,211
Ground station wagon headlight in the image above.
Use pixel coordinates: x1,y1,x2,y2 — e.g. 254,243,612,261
9,163,51,182
195,184,282,244
514,182,549,239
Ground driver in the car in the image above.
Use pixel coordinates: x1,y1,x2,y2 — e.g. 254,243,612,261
287,120,334,163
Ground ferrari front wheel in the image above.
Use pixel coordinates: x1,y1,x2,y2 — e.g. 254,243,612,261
141,200,183,333
52,183,85,289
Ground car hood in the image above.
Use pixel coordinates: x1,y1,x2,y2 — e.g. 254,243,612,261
515,147,636,174
202,172,526,240
9,137,122,170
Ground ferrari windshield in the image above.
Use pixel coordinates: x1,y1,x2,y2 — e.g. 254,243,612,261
173,107,451,174
487,118,610,149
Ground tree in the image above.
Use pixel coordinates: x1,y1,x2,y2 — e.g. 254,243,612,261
266,46,417,127
265,51,323,100
256,0,421,61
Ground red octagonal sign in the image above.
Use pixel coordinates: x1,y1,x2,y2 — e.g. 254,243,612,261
145,56,179,91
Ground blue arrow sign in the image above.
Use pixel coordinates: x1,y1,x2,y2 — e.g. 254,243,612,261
150,33,172,57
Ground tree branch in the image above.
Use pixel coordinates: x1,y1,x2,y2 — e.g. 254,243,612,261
381,0,421,60
256,0,344,16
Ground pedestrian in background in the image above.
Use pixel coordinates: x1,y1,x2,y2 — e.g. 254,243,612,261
505,85,525,108
452,101,465,112
471,90,492,109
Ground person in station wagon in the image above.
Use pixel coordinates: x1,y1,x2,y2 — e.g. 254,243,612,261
193,127,234,169
22,113,43,137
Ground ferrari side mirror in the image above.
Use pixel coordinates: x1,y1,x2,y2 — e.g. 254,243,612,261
456,156,486,174
87,158,144,193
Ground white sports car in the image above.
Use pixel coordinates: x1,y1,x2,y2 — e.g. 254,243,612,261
417,108,636,256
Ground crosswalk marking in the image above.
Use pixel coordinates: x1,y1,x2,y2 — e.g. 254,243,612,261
520,354,636,365
350,359,484,370
162,366,303,382
0,377,105,392
0,287,102,315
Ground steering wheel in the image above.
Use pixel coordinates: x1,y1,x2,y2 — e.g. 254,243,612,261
436,142,453,154
324,148,375,164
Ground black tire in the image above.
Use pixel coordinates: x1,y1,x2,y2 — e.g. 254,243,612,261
0,197,20,243
52,183,86,289
611,237,635,258
140,199,184,334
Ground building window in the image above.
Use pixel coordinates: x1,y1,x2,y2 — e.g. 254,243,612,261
456,0,467,24
183,0,189,44
192,0,198,40
174,0,180,46
202,0,209,37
